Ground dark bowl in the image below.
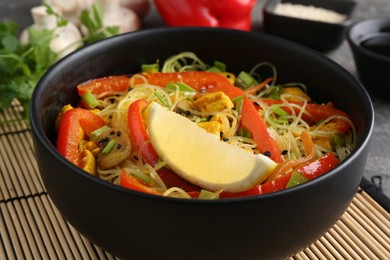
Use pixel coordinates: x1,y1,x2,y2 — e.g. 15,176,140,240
263,0,356,52
30,27,374,260
346,16,390,100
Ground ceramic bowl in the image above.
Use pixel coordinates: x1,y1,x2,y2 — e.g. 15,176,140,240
263,0,356,52
30,27,374,260
346,16,390,99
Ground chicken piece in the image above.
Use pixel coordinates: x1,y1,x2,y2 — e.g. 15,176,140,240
197,114,224,136
193,91,234,112
96,127,132,169
283,87,311,102
310,120,345,150
55,104,74,132
312,136,332,151
79,149,97,175
198,121,222,136
83,140,100,157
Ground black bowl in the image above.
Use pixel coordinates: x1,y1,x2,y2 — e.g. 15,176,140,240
30,27,374,260
346,17,390,100
263,0,356,52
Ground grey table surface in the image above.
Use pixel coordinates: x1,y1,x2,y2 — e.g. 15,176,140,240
1,0,390,198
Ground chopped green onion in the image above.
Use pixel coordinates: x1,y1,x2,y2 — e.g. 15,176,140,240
102,139,116,155
81,91,99,108
237,129,252,138
165,83,179,92
232,95,244,114
236,71,257,89
131,172,152,184
213,60,226,72
90,125,110,141
198,189,220,199
268,85,283,99
164,82,195,93
195,117,208,123
154,92,169,107
331,133,346,148
206,66,221,72
177,82,195,92
141,63,159,73
272,106,289,117
286,171,309,189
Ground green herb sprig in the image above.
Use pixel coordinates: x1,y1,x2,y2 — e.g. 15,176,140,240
0,4,120,123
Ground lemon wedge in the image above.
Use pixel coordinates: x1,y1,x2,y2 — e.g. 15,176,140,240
148,102,278,193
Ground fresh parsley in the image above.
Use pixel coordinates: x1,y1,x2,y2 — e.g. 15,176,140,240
0,4,120,123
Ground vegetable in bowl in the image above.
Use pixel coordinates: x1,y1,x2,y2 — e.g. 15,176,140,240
55,52,356,199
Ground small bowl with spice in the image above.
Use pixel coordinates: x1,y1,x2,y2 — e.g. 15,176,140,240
346,17,390,99
262,0,356,52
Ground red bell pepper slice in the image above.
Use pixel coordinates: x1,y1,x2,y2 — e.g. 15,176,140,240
127,99,160,166
261,99,351,133
57,108,106,166
153,0,256,31
120,169,162,195
221,152,340,198
220,172,292,198
297,152,340,179
77,75,130,98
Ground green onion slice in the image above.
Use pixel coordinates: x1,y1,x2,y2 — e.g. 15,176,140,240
154,92,169,107
141,63,159,73
131,172,152,184
236,71,257,89
232,95,244,114
102,139,116,155
81,91,99,108
198,189,220,199
90,125,110,141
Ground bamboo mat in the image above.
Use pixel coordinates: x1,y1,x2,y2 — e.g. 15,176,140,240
0,104,389,260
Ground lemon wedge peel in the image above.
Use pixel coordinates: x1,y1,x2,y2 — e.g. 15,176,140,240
148,102,278,193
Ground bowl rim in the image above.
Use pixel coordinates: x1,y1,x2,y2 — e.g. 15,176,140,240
30,26,375,204
346,16,390,62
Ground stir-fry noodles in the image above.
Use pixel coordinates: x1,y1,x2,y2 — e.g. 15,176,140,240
56,52,356,199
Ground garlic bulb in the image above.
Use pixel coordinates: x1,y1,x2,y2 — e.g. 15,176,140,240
20,5,82,61
98,0,140,34
43,0,95,26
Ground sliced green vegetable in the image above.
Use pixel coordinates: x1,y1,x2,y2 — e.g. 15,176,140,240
131,171,152,184
177,82,195,92
90,125,110,140
267,85,283,100
272,106,289,117
102,139,116,154
206,66,221,72
81,91,99,108
237,128,252,138
236,71,257,89
154,91,169,107
198,189,220,199
142,63,159,73
232,95,244,114
331,133,346,148
286,171,309,189
213,60,226,71
165,82,195,92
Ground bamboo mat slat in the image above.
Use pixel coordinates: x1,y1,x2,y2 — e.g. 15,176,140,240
0,104,389,260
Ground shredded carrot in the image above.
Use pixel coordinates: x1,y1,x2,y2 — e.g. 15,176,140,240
244,77,273,95
265,130,316,182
